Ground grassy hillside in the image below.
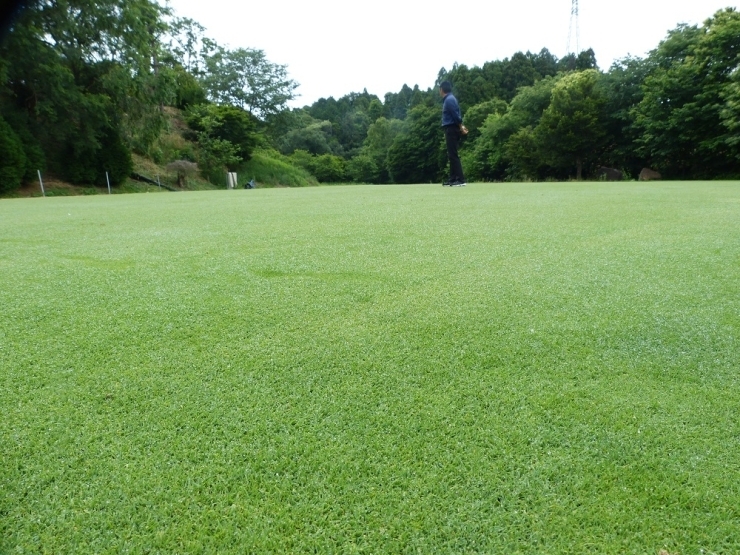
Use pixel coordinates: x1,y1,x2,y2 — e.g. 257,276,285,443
1,107,316,198
1,182,739,553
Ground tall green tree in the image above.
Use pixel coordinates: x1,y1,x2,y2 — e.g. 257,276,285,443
279,121,341,156
350,117,403,183
0,0,170,186
532,69,607,179
186,104,258,162
633,10,740,177
599,56,653,177
165,17,209,76
468,76,560,181
387,104,446,183
202,46,297,118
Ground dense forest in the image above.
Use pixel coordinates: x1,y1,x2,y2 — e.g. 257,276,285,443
1,1,739,193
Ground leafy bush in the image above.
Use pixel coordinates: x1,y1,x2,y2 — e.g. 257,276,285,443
172,67,207,109
309,154,346,183
97,128,134,185
166,160,199,187
288,150,346,183
1,114,46,181
345,153,379,183
55,122,132,186
185,104,258,162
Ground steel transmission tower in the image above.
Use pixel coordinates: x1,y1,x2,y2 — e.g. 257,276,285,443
566,0,580,55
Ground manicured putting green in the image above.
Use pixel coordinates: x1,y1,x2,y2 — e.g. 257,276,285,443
1,182,739,553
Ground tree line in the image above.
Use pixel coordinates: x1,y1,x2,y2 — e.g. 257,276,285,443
1,2,739,193
276,8,740,184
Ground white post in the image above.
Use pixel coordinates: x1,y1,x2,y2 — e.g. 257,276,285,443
106,172,111,194
37,170,45,197
157,174,161,189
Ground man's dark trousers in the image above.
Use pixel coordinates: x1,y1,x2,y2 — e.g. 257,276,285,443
444,125,465,182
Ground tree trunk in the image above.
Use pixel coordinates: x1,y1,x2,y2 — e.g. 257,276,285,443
576,157,583,180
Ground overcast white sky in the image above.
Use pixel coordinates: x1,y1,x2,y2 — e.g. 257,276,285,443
166,0,738,108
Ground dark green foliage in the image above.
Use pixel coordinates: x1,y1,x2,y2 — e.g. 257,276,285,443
0,0,169,185
2,0,737,193
506,126,549,180
307,90,378,123
382,84,426,120
183,103,259,182
558,48,599,72
387,104,446,183
289,150,346,183
600,57,652,177
356,117,404,183
338,109,371,153
172,66,208,109
367,98,383,122
262,108,317,145
279,121,341,156
290,46,614,185
534,69,608,179
0,110,46,181
0,116,26,192
467,76,560,181
185,104,258,162
462,98,508,141
345,153,379,183
96,129,134,185
61,127,132,186
439,48,562,107
633,9,740,178
298,90,383,156
309,154,346,183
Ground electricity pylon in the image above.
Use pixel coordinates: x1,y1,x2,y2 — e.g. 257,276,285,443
566,0,580,55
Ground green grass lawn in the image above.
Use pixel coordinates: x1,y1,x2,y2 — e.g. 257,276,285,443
1,182,739,554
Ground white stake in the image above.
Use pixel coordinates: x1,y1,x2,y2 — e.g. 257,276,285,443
106,171,111,194
37,170,45,197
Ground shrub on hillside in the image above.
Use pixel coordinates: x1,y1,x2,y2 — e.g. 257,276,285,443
59,127,132,186
167,160,199,187
242,149,317,187
185,104,258,162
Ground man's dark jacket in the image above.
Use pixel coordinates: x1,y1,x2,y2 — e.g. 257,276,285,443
441,93,462,127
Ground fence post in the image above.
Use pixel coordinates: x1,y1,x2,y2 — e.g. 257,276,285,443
37,170,45,197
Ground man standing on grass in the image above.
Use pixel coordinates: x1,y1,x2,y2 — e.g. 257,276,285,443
440,81,466,186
